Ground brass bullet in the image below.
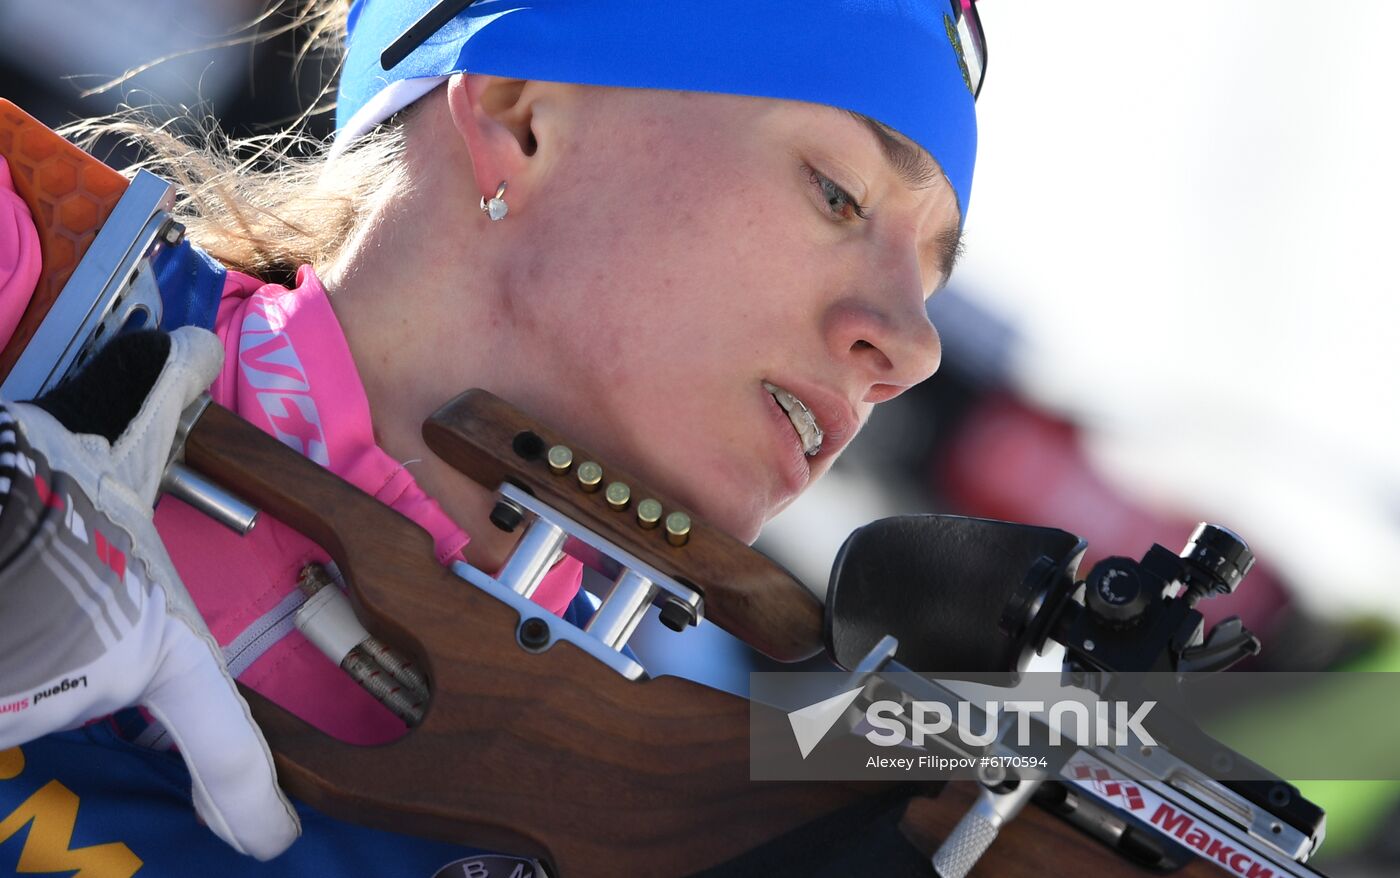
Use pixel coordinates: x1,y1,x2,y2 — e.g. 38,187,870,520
576,461,603,492
605,481,631,511
636,498,663,529
547,445,573,474
665,511,691,547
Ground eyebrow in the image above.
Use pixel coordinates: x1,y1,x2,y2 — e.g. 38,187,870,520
849,112,966,285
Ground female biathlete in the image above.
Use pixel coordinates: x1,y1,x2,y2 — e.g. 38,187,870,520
0,1,984,874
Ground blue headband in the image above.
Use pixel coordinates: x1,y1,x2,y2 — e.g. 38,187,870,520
338,0,977,220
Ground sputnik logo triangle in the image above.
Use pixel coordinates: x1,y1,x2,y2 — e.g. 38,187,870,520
787,687,864,759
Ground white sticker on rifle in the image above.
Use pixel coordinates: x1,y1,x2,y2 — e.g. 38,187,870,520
1062,754,1306,878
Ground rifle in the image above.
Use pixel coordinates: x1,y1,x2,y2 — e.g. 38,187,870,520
0,98,1330,877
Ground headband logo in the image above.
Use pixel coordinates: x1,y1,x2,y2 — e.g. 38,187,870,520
944,13,974,97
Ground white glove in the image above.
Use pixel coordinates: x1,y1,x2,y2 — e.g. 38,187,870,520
0,326,300,860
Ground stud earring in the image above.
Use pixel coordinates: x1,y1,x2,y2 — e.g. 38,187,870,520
479,181,508,221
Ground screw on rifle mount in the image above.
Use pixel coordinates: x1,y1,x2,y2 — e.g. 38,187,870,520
490,498,526,533
518,617,551,651
1180,523,1255,602
658,596,694,632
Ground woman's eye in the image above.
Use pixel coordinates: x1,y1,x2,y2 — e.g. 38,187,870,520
807,166,870,221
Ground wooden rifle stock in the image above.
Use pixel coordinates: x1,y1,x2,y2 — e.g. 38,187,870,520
184,400,871,873
183,398,1229,877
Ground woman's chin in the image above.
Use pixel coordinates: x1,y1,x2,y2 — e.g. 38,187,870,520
691,497,766,546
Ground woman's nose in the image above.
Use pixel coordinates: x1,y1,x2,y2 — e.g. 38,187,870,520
822,291,942,404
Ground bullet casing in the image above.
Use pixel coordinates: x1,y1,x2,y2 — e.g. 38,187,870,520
665,511,691,547
577,461,603,492
636,498,663,529
547,444,574,474
606,481,631,510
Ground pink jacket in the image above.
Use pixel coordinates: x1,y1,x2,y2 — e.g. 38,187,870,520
0,158,583,744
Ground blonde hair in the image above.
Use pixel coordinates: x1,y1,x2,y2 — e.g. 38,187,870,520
59,0,404,283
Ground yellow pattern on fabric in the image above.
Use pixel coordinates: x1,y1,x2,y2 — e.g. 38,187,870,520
0,748,22,780
0,748,142,877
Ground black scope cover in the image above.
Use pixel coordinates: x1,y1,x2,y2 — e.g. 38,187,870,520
825,515,1083,674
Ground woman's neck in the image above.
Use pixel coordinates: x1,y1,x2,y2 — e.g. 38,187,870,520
317,133,525,575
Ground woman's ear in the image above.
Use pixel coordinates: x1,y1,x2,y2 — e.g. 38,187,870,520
445,73,538,209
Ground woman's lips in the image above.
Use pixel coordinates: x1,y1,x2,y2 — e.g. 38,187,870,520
761,383,812,495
